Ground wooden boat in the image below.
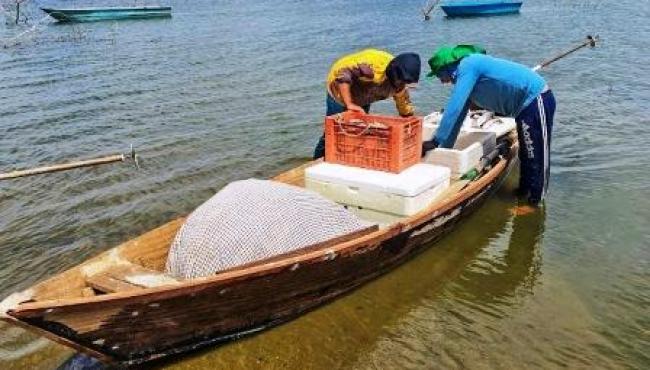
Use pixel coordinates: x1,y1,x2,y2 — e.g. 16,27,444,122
41,6,172,23
440,0,522,17
0,133,518,366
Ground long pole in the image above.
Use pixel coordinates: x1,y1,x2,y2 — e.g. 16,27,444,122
0,147,139,181
0,155,124,180
533,35,599,71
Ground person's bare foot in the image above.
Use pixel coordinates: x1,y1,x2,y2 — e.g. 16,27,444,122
510,205,537,216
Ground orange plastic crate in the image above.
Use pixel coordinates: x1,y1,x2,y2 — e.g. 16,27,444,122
324,111,422,173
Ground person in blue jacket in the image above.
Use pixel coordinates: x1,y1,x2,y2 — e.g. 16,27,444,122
423,45,556,206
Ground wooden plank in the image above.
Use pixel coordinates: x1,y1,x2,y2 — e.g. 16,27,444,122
86,263,179,293
86,274,142,294
81,288,96,297
107,263,165,278
109,264,179,288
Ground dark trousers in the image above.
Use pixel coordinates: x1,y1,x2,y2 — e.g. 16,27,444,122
313,94,370,159
515,90,556,203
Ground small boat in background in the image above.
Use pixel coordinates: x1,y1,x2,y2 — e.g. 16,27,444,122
440,0,522,17
41,6,172,22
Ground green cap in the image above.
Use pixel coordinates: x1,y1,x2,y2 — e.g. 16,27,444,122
426,44,487,78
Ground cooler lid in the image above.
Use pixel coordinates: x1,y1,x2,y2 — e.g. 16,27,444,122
305,163,450,197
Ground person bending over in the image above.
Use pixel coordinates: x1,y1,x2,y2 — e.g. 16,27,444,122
313,48,421,159
423,45,555,205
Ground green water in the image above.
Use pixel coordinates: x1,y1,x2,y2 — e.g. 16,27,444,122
1,0,648,368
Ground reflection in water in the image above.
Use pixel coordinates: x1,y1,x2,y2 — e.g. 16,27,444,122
0,322,73,369
56,354,103,370
352,206,552,370
458,207,546,304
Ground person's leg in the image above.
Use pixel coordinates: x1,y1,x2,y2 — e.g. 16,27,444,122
326,94,347,116
540,90,556,197
515,121,531,197
313,135,327,160
313,95,346,159
516,93,551,205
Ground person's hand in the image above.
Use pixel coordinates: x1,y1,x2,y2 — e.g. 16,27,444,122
421,139,439,157
345,104,365,113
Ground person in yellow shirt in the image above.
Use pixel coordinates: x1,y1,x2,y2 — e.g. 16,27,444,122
313,49,421,159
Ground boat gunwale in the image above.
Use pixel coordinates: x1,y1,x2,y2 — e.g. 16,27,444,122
440,3,522,17
6,149,512,317
41,7,172,12
439,0,522,6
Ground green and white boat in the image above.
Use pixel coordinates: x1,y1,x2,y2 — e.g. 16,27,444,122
41,6,172,22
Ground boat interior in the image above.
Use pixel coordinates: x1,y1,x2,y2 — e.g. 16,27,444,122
2,159,490,309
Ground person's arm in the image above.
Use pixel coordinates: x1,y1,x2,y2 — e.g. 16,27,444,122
394,88,415,116
339,82,365,113
334,63,374,113
434,62,480,148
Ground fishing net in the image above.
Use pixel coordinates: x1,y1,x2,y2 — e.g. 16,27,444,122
166,179,372,279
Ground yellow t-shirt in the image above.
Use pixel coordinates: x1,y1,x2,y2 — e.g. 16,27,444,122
327,49,393,86
326,49,414,116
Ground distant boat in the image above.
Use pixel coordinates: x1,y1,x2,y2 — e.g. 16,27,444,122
41,6,172,22
440,1,522,17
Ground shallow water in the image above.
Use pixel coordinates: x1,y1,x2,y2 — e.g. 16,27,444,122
1,0,649,369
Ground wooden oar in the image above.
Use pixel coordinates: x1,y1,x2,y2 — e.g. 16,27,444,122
532,35,599,71
0,146,139,181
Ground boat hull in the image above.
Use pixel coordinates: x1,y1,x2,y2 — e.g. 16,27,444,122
3,139,518,365
41,7,172,23
441,2,522,17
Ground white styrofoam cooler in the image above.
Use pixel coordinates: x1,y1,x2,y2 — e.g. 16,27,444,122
423,145,482,177
464,113,516,138
341,204,403,228
422,131,496,177
456,131,497,157
422,110,516,140
305,163,451,216
422,112,442,141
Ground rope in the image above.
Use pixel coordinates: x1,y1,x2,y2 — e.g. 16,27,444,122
334,114,387,138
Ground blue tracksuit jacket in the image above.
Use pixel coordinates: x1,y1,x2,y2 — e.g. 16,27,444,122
434,54,546,148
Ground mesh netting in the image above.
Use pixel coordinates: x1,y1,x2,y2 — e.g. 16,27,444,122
166,179,372,279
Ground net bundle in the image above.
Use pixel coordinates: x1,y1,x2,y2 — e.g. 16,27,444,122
166,179,371,279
